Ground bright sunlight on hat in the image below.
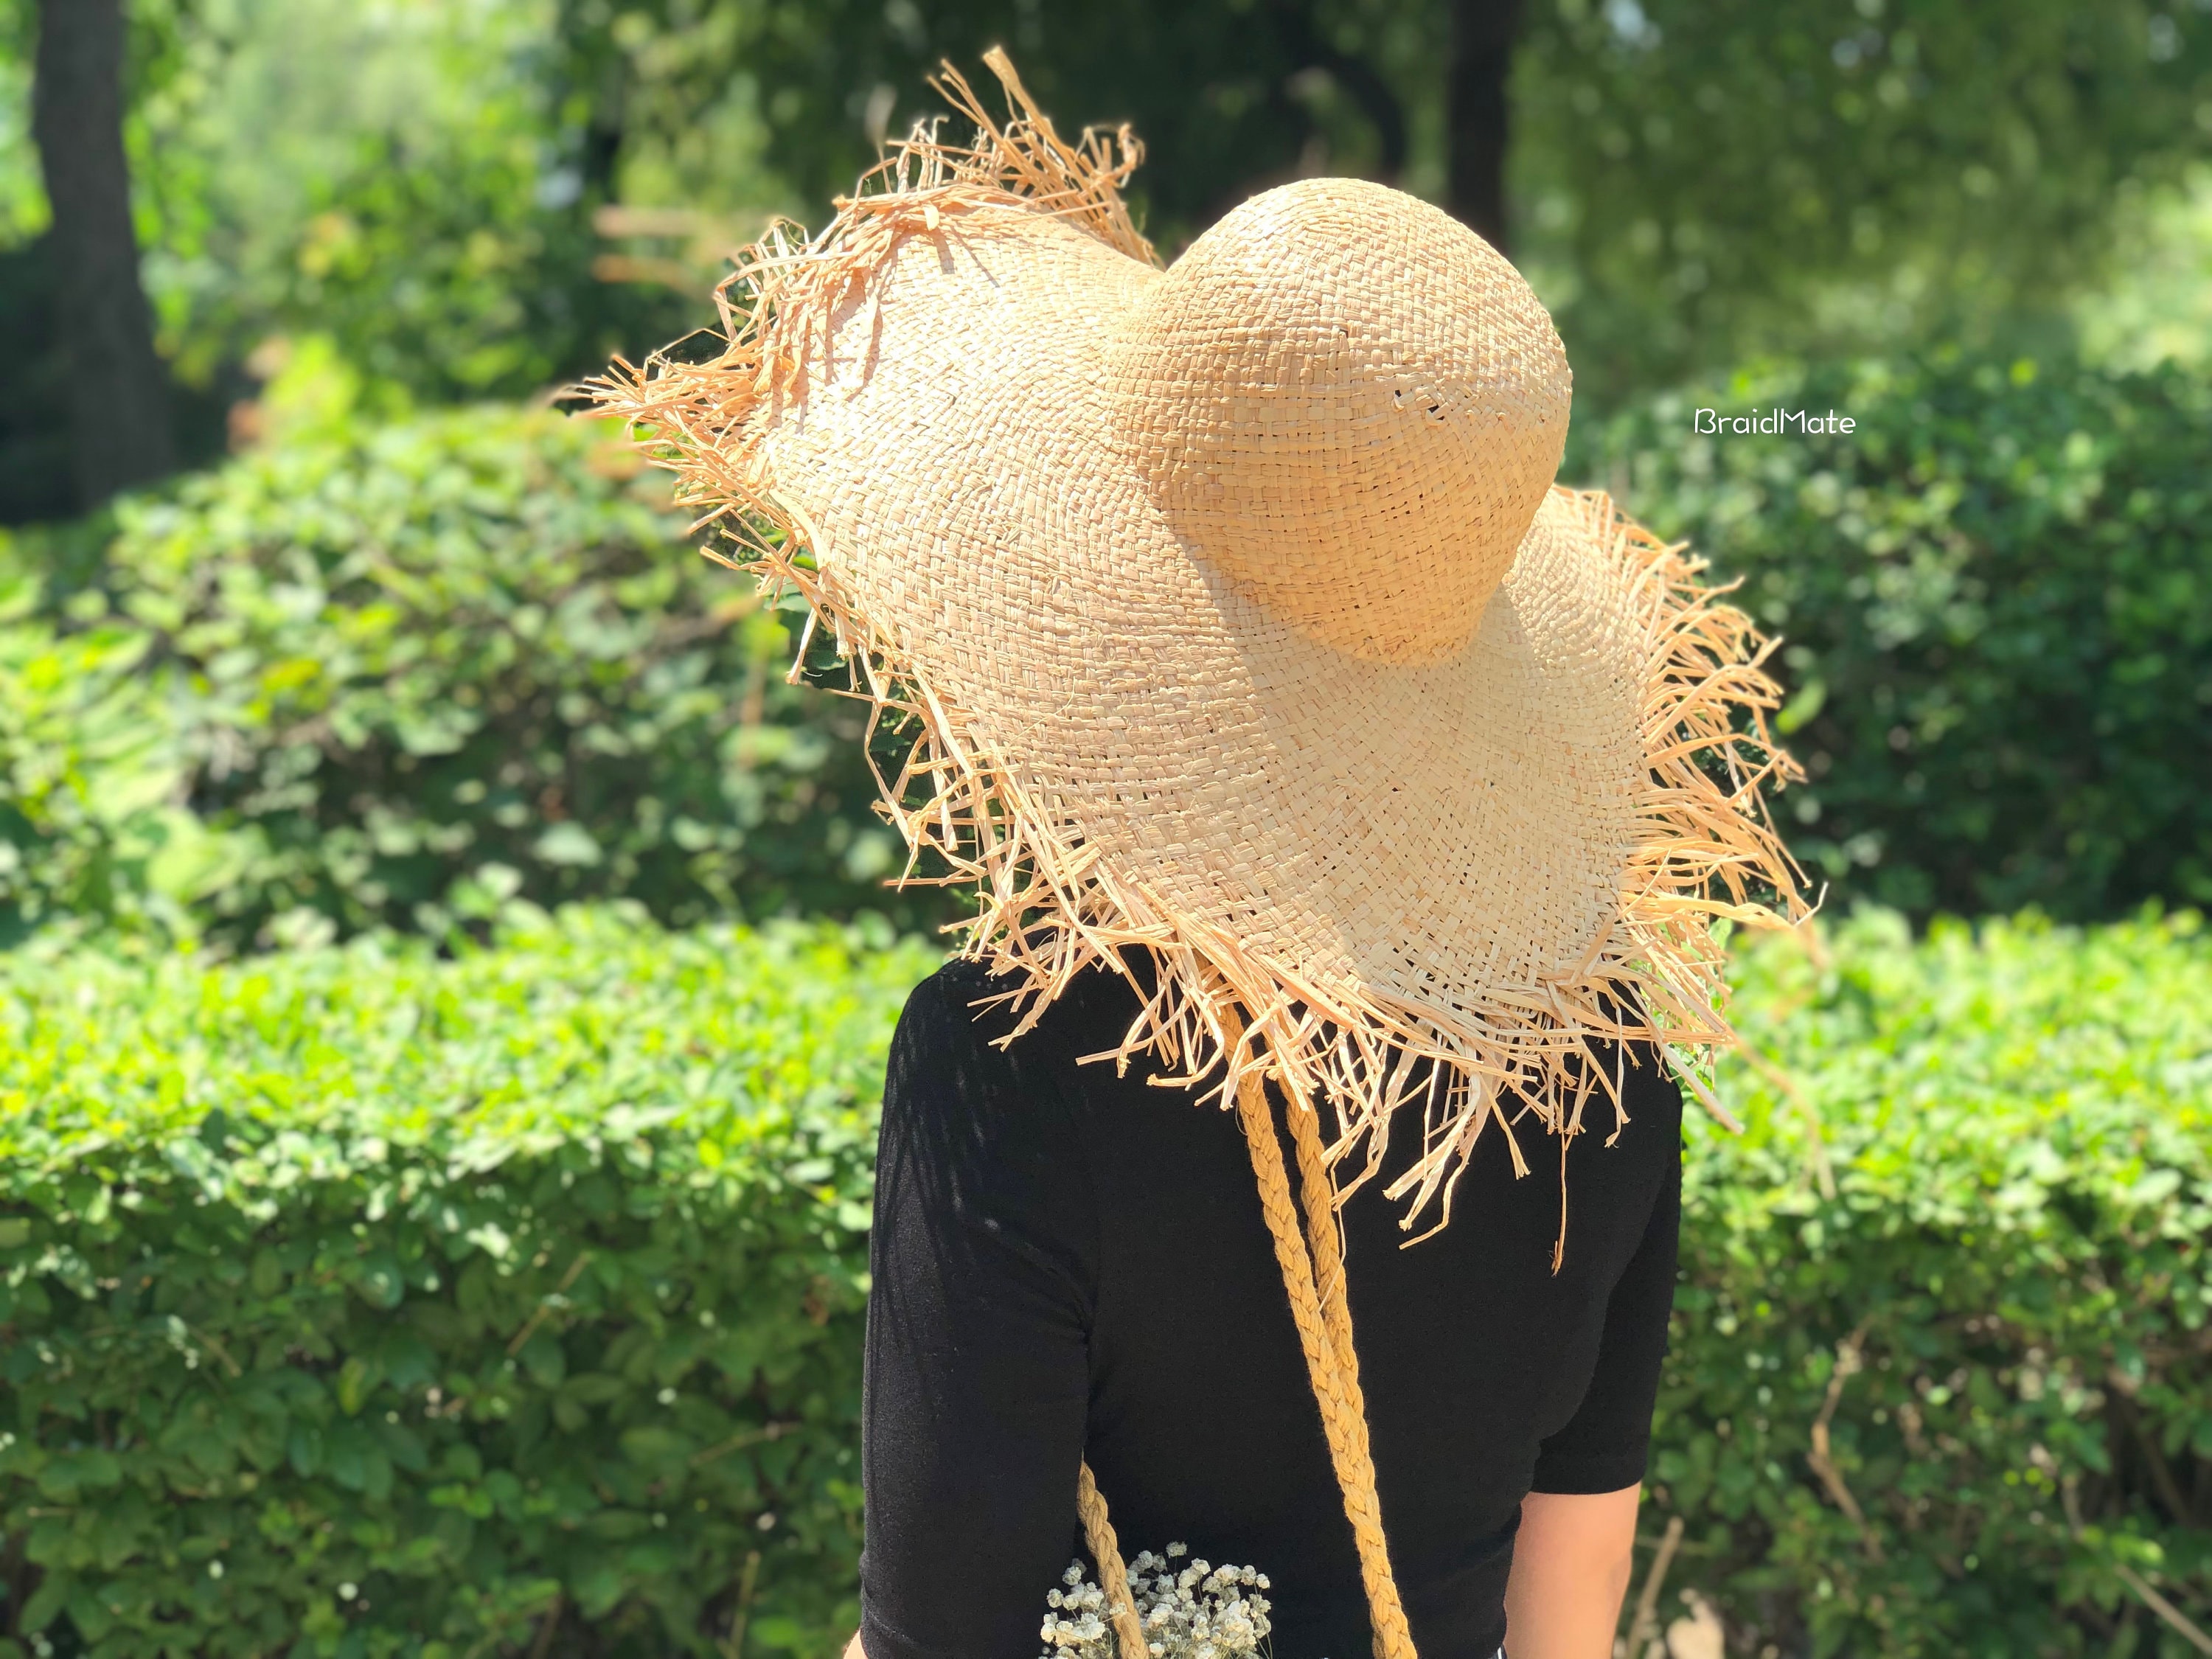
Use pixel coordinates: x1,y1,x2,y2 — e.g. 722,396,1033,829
591,51,1808,1237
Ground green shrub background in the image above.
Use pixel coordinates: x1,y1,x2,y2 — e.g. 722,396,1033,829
0,913,936,1659
3,908,2208,1658
5,347,2208,957
0,393,933,953
1660,909,2212,1657
1569,349,2212,920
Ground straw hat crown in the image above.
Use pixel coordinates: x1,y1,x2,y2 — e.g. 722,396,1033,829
1109,177,1571,664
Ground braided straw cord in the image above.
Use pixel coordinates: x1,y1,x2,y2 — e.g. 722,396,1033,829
1287,1087,1361,1393
1077,1024,1411,1659
1076,1461,1151,1659
1222,1007,1416,1659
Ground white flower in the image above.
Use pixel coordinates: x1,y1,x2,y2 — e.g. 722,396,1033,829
1039,1547,1273,1659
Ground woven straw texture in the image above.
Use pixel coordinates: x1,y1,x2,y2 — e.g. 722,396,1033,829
591,54,1806,1237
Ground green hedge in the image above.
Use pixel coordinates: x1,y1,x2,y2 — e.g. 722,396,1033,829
0,912,936,1659
3,910,2209,1658
0,399,936,952
1658,908,2212,1658
1568,349,2212,921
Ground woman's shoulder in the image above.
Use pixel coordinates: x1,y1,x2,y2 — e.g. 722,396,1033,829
877,959,1128,1274
892,956,1150,1086
883,957,1151,1164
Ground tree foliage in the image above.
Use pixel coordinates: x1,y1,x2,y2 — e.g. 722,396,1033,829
1,0,2203,485
1516,0,2212,397
556,0,2212,400
118,0,681,404
554,0,1444,252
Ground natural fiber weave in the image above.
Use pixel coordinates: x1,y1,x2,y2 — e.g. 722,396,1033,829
591,48,1805,1239
1113,177,1570,668
591,50,1807,1659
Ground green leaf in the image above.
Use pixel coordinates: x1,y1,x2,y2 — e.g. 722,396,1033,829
19,1573,69,1633
531,823,602,869
336,1357,374,1416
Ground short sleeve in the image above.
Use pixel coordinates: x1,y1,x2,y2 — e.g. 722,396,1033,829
1527,1084,1682,1495
860,967,1099,1659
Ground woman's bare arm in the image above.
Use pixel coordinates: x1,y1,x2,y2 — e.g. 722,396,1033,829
1502,1485,1641,1659
843,1632,866,1659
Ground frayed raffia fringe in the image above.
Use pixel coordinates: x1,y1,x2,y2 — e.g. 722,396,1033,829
587,51,1810,1237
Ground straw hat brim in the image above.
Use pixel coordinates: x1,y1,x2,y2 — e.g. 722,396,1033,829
595,68,1806,1227
771,204,1646,1020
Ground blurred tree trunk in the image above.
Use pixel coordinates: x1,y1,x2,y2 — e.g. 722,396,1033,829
32,0,174,507
1447,0,1523,252
1269,0,1409,182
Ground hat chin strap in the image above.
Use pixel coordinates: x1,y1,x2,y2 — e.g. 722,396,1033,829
1077,1004,1418,1659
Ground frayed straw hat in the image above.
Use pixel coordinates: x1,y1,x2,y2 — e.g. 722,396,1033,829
596,52,1804,1659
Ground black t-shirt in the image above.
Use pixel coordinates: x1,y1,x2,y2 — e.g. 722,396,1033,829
860,959,1682,1659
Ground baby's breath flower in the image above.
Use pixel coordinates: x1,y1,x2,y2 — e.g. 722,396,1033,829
1037,1547,1273,1659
